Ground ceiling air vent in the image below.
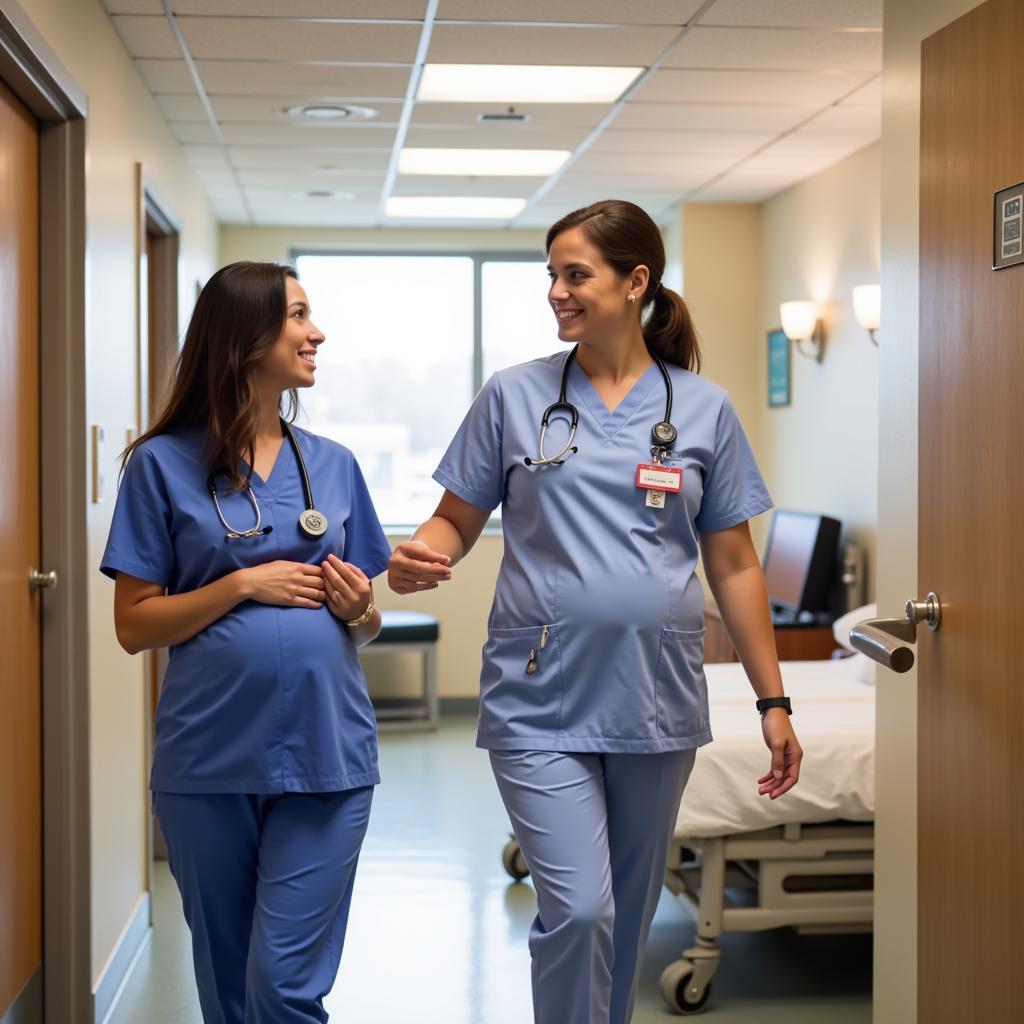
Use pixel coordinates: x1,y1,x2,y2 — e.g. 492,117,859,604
477,108,530,124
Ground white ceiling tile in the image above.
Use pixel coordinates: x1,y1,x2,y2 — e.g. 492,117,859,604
154,93,205,120
194,167,238,187
571,150,739,185
215,123,397,147
436,0,702,24
801,104,880,135
390,176,538,198
664,26,881,72
219,96,404,123
237,168,384,187
615,101,809,132
427,23,677,66
191,62,413,97
590,129,774,156
245,184,380,203
246,205,381,227
840,75,881,106
177,18,421,63
632,67,875,106
686,180,784,201
210,200,250,224
136,59,193,93
110,15,180,59
699,1,882,30
171,121,220,145
102,1,163,13
411,102,613,128
403,126,588,149
173,1,427,15
755,131,877,161
226,147,393,171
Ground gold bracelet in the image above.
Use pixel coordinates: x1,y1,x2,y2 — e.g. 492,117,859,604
344,599,376,627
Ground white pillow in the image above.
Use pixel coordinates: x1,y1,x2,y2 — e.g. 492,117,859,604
833,651,877,686
832,602,877,653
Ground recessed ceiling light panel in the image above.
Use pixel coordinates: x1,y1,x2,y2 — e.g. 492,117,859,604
281,104,379,122
399,148,570,176
385,196,526,219
418,64,643,104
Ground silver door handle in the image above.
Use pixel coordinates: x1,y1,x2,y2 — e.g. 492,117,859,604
29,568,59,592
848,592,941,673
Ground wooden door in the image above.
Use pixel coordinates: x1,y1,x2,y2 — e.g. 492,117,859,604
918,1,1024,1018
0,75,42,1017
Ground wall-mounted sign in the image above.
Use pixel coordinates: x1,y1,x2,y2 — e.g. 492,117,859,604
767,328,790,408
993,182,1024,270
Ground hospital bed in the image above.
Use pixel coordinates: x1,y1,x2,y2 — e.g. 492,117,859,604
499,646,876,1016
657,653,875,1013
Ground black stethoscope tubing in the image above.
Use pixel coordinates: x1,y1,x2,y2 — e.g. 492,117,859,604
524,345,678,467
207,421,328,540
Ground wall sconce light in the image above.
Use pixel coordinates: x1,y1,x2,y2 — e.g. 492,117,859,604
852,284,881,346
779,300,824,362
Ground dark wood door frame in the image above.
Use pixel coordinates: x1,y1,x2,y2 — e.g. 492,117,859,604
0,3,90,1022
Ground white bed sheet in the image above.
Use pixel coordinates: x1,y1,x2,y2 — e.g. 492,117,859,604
675,658,875,838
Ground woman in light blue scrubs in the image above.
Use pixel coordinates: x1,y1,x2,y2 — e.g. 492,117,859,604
101,262,392,1023
389,201,804,1023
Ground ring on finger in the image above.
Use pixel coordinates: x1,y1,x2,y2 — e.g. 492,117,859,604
333,590,341,602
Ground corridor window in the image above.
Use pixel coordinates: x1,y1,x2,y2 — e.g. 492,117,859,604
293,252,554,528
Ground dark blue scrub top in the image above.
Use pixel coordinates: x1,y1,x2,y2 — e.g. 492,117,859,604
100,428,392,794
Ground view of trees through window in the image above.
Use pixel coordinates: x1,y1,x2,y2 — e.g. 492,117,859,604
294,252,560,527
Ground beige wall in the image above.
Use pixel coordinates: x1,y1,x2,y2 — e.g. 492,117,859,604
18,0,218,986
759,142,881,589
874,1,983,1021
219,224,546,264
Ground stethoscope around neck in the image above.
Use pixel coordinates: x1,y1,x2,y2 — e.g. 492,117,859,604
524,345,678,467
207,420,328,541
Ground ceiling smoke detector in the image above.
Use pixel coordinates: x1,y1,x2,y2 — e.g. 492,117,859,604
289,190,356,201
477,107,530,124
282,104,378,122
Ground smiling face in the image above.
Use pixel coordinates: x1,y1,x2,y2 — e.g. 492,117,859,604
547,226,648,347
253,276,325,393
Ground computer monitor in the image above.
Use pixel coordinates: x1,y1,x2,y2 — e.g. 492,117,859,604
762,510,841,614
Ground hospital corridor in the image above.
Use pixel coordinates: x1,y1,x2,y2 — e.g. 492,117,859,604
1,1,1021,1023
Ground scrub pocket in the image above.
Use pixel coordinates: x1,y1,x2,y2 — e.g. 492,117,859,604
654,627,710,739
479,624,563,741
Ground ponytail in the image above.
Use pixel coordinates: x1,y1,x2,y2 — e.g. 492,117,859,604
643,284,701,373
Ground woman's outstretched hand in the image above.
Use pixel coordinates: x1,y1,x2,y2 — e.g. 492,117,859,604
388,541,452,595
757,709,803,800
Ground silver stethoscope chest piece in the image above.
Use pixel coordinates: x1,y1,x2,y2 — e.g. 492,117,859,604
209,421,329,541
299,508,328,537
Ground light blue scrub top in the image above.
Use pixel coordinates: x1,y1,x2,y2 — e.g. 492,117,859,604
435,353,772,754
100,428,393,794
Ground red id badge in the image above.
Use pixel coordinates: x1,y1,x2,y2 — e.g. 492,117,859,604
635,463,683,493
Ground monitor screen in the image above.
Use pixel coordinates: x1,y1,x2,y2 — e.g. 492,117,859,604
763,511,838,612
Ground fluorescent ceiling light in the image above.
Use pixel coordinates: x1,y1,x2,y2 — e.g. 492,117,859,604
385,196,526,220
399,148,569,176
418,64,643,104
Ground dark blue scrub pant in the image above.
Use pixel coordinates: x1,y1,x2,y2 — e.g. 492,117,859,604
490,749,696,1024
154,788,373,1024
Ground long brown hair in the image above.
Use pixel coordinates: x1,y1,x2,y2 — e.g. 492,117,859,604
545,200,701,372
123,261,298,490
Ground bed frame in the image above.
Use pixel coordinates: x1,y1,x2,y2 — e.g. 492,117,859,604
659,819,874,1014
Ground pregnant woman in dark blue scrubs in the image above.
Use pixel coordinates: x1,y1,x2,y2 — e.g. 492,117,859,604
101,262,391,1022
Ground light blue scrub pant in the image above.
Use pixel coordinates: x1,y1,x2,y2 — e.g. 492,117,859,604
490,748,696,1024
154,788,373,1024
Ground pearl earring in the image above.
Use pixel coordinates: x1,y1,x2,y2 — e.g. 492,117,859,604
627,294,637,304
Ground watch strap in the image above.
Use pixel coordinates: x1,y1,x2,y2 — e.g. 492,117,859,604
756,696,792,715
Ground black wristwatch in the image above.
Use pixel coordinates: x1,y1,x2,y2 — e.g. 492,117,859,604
756,696,792,716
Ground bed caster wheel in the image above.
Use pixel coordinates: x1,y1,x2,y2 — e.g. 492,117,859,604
659,960,711,1015
501,837,530,881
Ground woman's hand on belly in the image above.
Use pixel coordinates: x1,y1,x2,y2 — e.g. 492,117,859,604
237,560,327,609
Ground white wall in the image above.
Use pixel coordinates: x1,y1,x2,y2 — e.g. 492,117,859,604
759,142,881,592
18,0,218,986
874,2,983,1021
